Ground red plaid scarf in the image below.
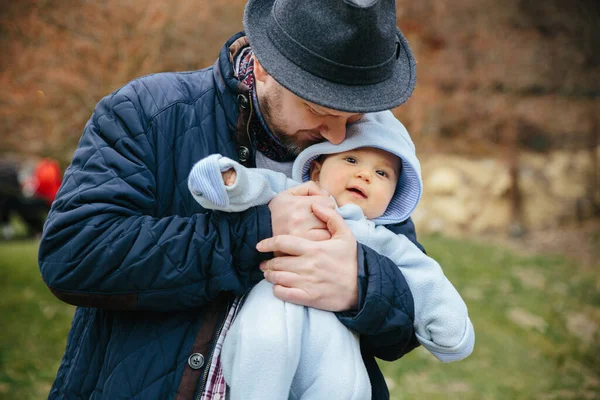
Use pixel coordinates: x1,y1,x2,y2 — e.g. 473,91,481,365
236,47,296,162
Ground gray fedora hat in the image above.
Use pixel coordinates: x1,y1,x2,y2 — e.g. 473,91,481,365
243,0,416,113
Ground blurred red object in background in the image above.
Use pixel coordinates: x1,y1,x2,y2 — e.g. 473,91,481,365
25,159,63,206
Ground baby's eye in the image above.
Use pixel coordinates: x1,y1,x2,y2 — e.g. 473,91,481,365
344,157,357,164
376,170,388,177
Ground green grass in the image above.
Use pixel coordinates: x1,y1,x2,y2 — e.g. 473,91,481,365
0,240,74,399
0,235,598,399
380,235,600,400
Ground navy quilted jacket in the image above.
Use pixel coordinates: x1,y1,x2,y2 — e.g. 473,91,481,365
39,32,420,400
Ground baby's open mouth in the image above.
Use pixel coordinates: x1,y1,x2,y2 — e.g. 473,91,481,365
347,187,367,199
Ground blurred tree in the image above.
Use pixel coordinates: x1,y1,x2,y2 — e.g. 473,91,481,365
1,0,598,165
0,0,246,165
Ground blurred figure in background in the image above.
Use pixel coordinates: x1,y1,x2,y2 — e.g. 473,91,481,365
23,158,62,206
0,158,62,239
0,160,21,239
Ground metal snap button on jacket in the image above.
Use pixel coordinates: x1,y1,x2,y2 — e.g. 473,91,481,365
238,146,250,162
187,353,205,370
237,94,249,109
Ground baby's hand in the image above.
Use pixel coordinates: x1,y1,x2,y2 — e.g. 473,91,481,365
222,168,237,186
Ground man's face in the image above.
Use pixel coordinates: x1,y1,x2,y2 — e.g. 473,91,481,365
310,147,401,219
254,59,363,155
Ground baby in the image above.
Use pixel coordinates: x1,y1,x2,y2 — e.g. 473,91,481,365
188,111,475,400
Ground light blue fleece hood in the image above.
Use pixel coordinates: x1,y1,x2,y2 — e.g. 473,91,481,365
292,111,422,225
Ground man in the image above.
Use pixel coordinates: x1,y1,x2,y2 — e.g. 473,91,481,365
0,160,49,238
39,0,421,398
0,160,21,238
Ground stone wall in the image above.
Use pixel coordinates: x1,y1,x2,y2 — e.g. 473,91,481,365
414,148,599,235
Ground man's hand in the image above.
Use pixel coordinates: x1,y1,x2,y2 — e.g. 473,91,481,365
257,203,359,312
269,181,335,242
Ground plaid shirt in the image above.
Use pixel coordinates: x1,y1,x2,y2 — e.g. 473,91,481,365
199,297,241,400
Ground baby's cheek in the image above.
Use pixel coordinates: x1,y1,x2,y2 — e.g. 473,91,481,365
317,180,340,198
333,196,347,207
331,191,352,209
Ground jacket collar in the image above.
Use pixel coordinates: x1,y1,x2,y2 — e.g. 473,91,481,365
213,31,248,130
213,32,296,167
213,32,256,167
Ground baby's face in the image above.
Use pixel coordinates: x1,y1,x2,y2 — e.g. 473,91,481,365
310,147,400,219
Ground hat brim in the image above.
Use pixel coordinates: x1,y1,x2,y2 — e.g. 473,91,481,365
244,0,417,113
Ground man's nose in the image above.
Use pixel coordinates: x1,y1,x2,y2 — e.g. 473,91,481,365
320,116,347,145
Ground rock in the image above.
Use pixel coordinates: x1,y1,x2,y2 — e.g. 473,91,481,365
384,376,397,391
546,150,590,200
566,313,598,346
512,268,546,289
462,287,484,301
490,168,511,197
464,159,499,188
551,283,569,295
430,196,473,226
471,198,512,233
446,382,472,393
425,217,446,234
425,167,463,196
507,307,548,332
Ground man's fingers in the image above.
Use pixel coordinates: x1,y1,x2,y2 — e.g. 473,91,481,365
263,270,300,288
272,285,312,307
310,195,336,209
256,235,313,256
311,203,352,238
303,228,332,242
287,181,328,197
259,253,311,274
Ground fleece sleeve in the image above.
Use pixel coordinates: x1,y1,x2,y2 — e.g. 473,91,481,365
187,154,298,212
348,220,475,362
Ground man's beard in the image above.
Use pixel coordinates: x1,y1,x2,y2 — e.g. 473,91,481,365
259,89,318,156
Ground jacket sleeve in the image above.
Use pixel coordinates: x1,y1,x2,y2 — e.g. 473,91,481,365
38,89,272,312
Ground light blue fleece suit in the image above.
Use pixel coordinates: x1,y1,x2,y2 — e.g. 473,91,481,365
188,111,475,400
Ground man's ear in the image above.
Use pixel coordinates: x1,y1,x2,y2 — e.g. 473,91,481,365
253,57,269,83
309,159,323,183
